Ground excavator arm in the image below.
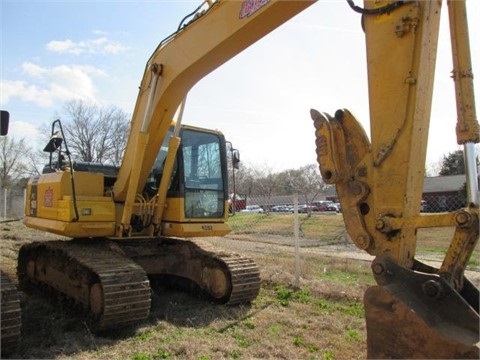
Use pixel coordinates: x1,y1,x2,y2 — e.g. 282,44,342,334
312,0,479,357
112,0,315,234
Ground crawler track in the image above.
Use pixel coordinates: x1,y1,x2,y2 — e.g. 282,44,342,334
1,270,21,355
16,237,260,333
211,252,261,304
115,237,261,305
17,240,151,331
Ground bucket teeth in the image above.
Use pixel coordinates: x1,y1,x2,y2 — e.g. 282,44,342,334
311,108,371,185
310,109,342,184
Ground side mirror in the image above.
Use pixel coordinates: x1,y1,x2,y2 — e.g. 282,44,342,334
232,149,240,169
1,110,9,136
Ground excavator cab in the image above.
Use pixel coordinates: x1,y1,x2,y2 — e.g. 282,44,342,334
142,124,232,236
24,120,231,238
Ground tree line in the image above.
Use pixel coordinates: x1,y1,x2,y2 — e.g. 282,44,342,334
226,159,330,205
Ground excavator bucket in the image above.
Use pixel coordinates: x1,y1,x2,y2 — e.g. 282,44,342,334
364,257,479,359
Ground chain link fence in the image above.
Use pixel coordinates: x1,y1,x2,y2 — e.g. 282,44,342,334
0,183,468,224
0,183,474,289
0,188,25,221
2,174,469,220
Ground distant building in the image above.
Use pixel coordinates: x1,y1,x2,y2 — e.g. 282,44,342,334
422,174,469,212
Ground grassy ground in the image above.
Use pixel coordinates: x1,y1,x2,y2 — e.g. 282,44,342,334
1,215,478,359
228,213,347,243
228,213,480,268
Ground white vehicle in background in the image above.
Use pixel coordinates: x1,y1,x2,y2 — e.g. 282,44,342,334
240,205,264,214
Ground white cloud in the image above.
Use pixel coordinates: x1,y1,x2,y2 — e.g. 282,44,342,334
9,120,41,146
1,63,106,107
21,62,47,77
1,80,52,107
92,29,108,36
46,39,78,54
46,37,129,55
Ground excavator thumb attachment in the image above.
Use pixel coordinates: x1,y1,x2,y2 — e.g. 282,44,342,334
365,257,479,359
311,108,373,251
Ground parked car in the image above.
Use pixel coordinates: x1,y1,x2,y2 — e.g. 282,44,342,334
270,205,293,213
311,201,339,213
240,205,264,214
271,205,289,212
298,204,316,213
333,202,341,212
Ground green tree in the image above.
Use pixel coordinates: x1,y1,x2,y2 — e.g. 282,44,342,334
439,150,465,175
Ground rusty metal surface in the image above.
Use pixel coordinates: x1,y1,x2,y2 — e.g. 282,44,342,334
16,236,259,334
218,254,260,304
365,257,479,359
116,237,261,305
17,240,151,331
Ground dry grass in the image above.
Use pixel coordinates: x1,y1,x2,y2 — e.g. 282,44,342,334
1,218,478,359
1,220,370,360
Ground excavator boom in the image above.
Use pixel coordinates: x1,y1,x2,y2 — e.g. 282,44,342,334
112,0,315,233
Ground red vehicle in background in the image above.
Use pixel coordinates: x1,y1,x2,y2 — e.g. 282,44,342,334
311,200,340,213
228,194,247,213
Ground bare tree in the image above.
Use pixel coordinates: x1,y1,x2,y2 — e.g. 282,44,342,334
0,136,33,188
251,163,278,198
230,163,255,196
232,162,328,199
61,100,130,166
277,164,326,198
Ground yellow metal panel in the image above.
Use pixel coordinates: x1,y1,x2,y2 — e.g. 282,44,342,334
57,196,115,222
35,173,63,220
23,216,115,238
24,170,116,237
36,171,104,197
62,172,104,196
163,197,184,222
161,221,231,238
161,197,230,237
25,171,106,221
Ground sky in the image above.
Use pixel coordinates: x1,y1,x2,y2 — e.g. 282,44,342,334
1,0,479,173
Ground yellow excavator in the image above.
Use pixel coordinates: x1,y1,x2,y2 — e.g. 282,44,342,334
10,0,479,358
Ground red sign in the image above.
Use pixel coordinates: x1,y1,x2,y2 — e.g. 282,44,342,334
239,0,269,19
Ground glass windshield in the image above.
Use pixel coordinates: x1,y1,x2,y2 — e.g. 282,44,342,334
182,129,225,218
145,128,174,196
